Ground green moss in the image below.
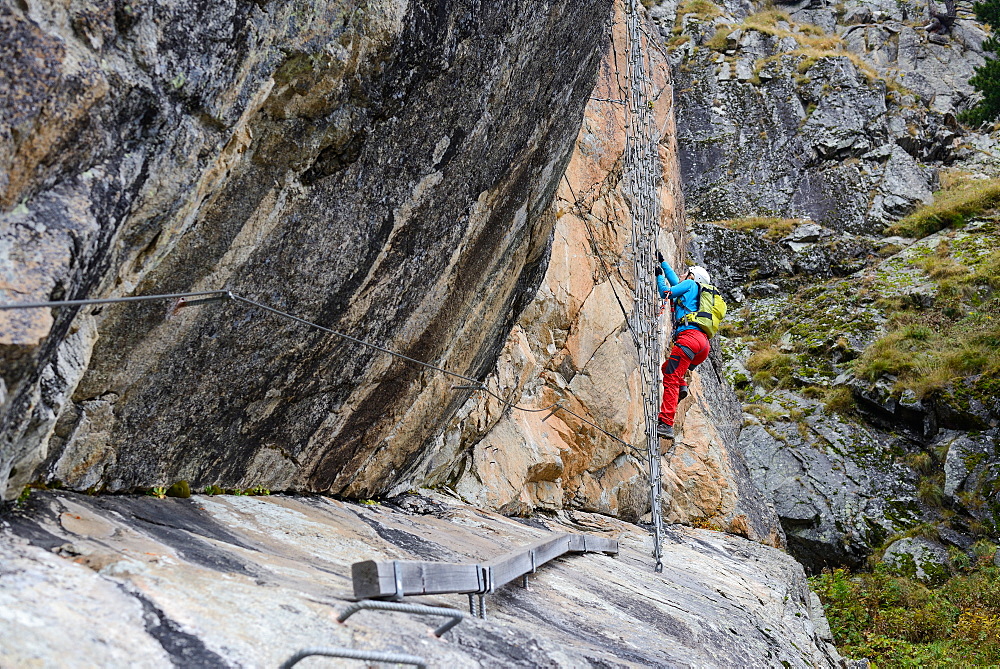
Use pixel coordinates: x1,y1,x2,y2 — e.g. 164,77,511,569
166,480,191,499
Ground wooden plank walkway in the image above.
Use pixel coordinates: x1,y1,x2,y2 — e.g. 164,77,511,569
351,532,618,600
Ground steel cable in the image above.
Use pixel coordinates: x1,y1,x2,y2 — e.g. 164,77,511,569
0,289,642,456
3,8,669,556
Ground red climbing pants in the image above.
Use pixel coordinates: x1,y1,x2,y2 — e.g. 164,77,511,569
658,328,710,426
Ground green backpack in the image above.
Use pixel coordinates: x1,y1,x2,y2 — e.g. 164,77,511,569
679,283,727,337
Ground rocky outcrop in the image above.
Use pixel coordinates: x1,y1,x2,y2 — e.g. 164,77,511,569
0,0,614,500
662,0,983,232
695,211,1000,570
0,489,844,666
656,0,1000,570
395,3,784,545
738,393,920,570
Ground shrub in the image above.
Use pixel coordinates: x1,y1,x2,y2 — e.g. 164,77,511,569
811,564,1000,663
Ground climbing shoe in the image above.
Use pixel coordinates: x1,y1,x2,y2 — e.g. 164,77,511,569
678,385,689,401
656,422,674,440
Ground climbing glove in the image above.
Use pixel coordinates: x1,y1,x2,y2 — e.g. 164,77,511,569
655,267,663,277
656,251,665,264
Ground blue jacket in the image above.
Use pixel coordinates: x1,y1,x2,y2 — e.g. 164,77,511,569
656,261,701,335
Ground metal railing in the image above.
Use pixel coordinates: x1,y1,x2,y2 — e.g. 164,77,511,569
351,532,619,620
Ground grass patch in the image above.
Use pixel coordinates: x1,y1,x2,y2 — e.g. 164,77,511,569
889,176,1000,239
854,231,1000,400
823,386,856,415
704,28,730,51
906,451,934,475
811,562,1000,665
676,0,724,21
723,208,998,423
789,49,909,95
746,347,796,388
711,216,805,240
667,34,691,49
702,8,837,52
854,298,1000,400
917,476,945,507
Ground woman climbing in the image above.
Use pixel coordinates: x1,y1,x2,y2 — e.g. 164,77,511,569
654,252,725,440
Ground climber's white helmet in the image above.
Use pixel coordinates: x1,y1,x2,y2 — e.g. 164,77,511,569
688,266,711,284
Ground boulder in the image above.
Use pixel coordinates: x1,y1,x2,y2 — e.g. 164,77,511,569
882,536,951,585
943,430,1000,513
781,223,834,244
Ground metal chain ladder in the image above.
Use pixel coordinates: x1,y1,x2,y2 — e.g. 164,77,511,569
623,0,666,573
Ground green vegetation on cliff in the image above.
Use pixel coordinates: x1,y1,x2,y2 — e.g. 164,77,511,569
724,211,1000,412
962,0,1000,125
856,218,1000,401
890,174,1000,238
812,558,1000,665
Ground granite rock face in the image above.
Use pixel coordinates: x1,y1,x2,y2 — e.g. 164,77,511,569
415,14,671,519
662,0,983,233
402,4,783,545
0,0,613,500
738,393,919,570
0,489,844,667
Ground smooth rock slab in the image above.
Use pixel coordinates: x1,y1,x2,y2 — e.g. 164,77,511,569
1,490,843,667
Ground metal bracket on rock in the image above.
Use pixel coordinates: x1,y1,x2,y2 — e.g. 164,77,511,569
337,600,467,637
279,647,427,669
391,560,405,601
